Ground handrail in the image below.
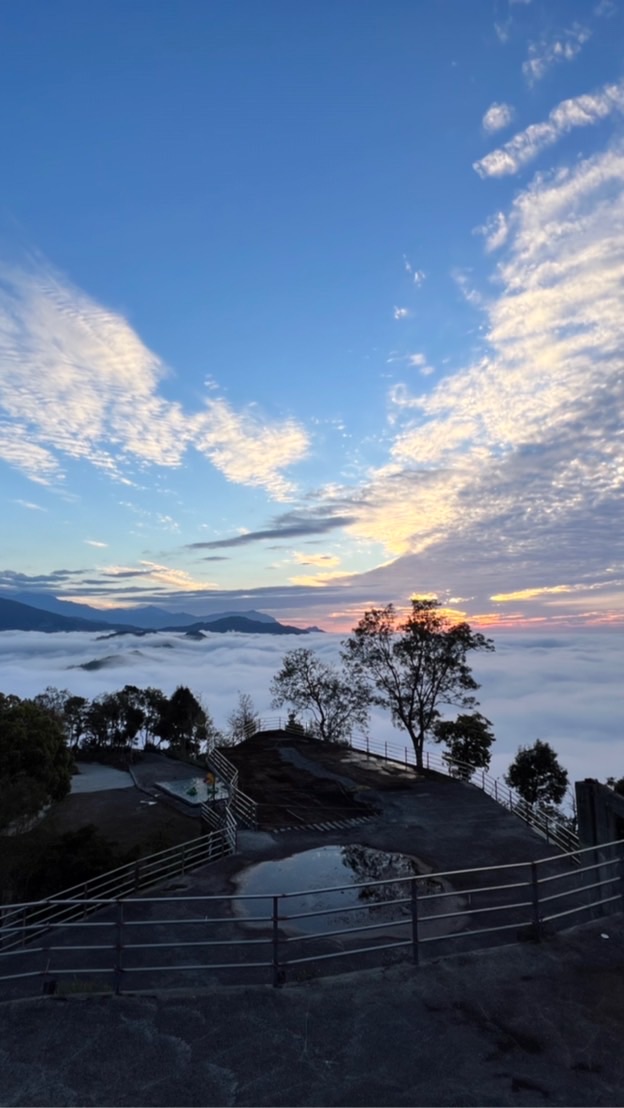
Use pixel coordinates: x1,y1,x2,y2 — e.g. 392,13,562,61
239,719,579,853
1,723,578,953
205,742,258,828
2,836,621,996
0,824,236,951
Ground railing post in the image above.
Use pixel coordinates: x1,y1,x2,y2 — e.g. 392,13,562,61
384,741,388,760
411,879,420,965
481,769,485,790
41,934,56,996
114,900,124,995
619,845,624,915
181,844,186,875
494,779,498,802
366,735,369,757
134,861,141,892
530,862,542,941
272,896,283,988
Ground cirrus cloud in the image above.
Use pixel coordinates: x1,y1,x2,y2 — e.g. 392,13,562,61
474,79,624,179
0,260,309,498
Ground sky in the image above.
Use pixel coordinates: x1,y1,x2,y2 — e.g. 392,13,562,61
1,628,622,789
0,0,623,631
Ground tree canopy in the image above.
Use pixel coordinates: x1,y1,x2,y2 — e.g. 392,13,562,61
432,711,495,779
343,598,495,769
505,740,569,809
270,647,369,743
0,693,73,831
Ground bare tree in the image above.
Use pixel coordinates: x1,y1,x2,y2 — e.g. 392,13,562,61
271,648,369,743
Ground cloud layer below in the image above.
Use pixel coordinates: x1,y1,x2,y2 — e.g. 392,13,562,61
0,628,620,788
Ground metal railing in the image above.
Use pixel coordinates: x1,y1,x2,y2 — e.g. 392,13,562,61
1,838,621,998
0,723,576,962
0,815,238,954
238,719,578,853
350,737,579,854
204,743,258,828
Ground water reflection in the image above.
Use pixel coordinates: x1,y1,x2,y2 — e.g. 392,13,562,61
233,844,428,934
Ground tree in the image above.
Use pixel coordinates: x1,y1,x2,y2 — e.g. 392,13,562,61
138,686,169,747
432,712,495,779
33,687,87,752
343,599,495,770
227,693,260,745
63,695,89,751
505,740,569,809
0,693,73,831
160,686,220,755
270,648,369,743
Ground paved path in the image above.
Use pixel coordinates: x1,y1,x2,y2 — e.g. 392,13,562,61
1,917,623,1106
71,763,134,793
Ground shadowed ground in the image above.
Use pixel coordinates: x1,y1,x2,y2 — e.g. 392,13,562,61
1,918,623,1107
3,738,621,1105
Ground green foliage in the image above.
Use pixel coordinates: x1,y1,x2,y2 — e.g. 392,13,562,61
0,693,73,831
505,739,569,809
433,712,495,779
343,599,495,769
271,648,370,743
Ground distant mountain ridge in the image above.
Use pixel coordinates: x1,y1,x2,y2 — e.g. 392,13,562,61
0,594,318,635
9,591,278,629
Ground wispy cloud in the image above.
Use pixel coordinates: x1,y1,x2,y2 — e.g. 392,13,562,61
491,585,579,602
192,398,308,500
289,569,348,587
0,259,309,498
187,509,355,551
476,212,509,252
523,23,591,85
474,79,624,178
482,102,515,134
293,551,341,568
313,140,624,620
595,0,617,16
84,540,108,548
0,423,63,486
393,306,410,320
13,499,46,511
403,258,426,286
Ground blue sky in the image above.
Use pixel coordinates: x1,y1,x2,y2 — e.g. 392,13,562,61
0,0,623,630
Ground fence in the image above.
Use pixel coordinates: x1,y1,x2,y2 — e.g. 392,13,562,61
0,809,238,955
0,720,581,989
204,743,258,828
1,837,621,999
236,719,580,853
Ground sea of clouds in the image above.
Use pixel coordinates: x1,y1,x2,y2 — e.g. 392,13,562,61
0,628,621,789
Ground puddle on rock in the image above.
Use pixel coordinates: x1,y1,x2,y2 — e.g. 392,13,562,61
233,844,433,934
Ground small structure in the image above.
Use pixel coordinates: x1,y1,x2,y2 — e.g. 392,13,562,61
576,778,624,846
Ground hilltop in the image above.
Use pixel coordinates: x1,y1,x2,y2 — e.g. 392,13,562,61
0,595,318,635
